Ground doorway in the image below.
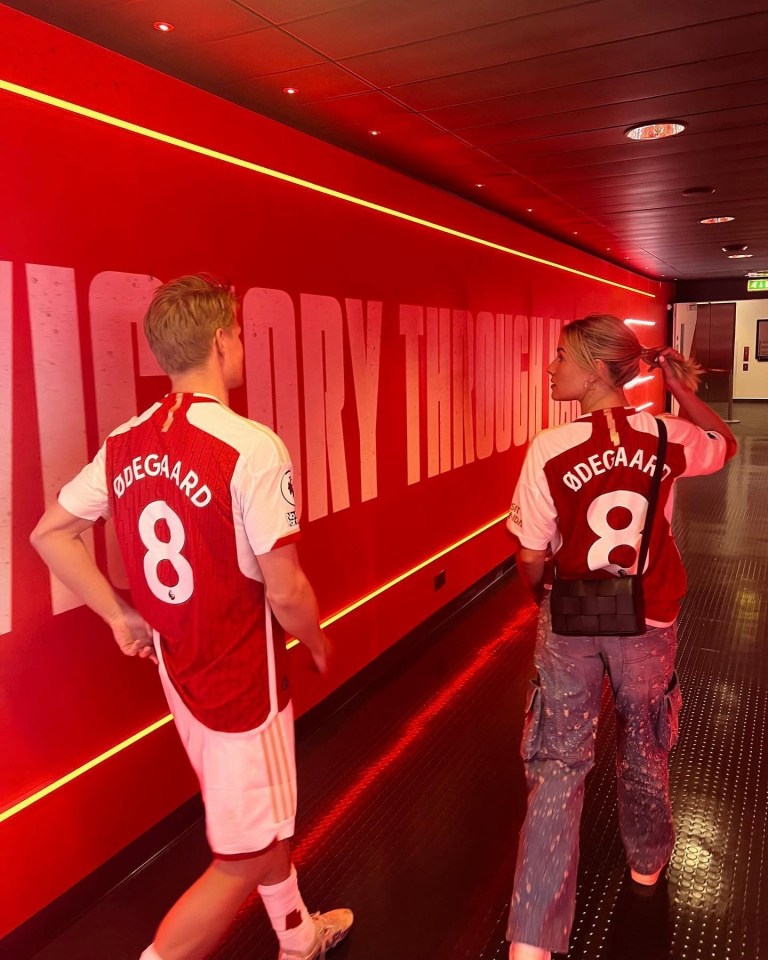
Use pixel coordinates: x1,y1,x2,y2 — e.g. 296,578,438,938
677,302,736,418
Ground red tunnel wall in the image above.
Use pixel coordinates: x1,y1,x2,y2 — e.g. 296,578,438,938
0,5,669,937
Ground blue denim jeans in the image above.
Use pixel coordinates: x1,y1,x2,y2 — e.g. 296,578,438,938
507,597,681,954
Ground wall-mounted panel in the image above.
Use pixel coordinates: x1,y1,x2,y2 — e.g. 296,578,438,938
0,5,667,937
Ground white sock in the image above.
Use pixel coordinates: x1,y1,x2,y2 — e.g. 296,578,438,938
139,946,163,960
259,865,315,954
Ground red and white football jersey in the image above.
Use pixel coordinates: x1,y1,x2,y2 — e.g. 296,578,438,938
508,407,737,626
59,393,300,732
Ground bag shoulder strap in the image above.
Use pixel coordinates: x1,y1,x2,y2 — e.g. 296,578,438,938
636,417,668,575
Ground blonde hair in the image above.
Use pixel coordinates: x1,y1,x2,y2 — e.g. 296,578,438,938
562,314,702,392
144,274,237,375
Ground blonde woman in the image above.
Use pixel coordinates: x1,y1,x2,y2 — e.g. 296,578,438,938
506,315,737,960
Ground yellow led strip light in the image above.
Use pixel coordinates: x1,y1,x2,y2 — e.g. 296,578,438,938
1,514,508,823
0,78,655,299
289,510,508,643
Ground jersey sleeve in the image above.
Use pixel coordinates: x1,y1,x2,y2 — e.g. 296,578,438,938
58,441,110,521
235,455,301,557
664,415,737,477
507,437,558,551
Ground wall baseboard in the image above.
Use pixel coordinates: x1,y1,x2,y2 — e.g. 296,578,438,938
0,795,204,960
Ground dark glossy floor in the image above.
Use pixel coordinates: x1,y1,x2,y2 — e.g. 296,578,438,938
28,403,767,960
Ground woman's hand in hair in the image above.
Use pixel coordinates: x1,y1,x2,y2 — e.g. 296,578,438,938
644,346,702,394
656,348,686,385
655,349,737,449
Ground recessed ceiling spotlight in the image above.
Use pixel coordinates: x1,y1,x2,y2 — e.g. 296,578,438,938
283,86,299,95
625,120,686,141
573,231,578,235
368,129,381,136
700,216,734,224
745,270,768,278
728,253,753,259
526,207,533,213
153,21,174,31
475,182,485,188
722,244,748,252
682,186,715,197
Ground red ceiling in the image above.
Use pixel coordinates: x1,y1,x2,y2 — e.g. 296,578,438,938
4,0,768,279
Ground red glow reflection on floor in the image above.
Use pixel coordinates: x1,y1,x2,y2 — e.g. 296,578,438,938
292,603,537,863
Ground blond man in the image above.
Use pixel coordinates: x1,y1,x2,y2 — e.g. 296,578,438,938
31,275,353,960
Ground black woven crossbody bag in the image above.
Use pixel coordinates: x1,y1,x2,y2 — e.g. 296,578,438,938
549,417,668,637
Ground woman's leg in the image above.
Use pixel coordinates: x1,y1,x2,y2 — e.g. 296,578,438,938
607,624,680,877
507,604,606,955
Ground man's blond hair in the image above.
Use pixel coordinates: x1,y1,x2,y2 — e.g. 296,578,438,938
144,274,237,375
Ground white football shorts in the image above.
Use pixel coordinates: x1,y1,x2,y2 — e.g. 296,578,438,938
156,644,297,858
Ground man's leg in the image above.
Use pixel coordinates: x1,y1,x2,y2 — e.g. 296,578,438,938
143,841,353,960
147,675,351,960
145,839,293,960
608,625,679,880
507,604,605,956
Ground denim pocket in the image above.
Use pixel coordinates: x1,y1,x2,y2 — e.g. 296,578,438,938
655,671,683,751
521,677,543,760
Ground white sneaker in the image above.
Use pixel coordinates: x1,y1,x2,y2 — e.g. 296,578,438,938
277,909,354,960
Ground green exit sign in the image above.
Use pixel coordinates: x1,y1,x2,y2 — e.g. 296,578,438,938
747,279,768,291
